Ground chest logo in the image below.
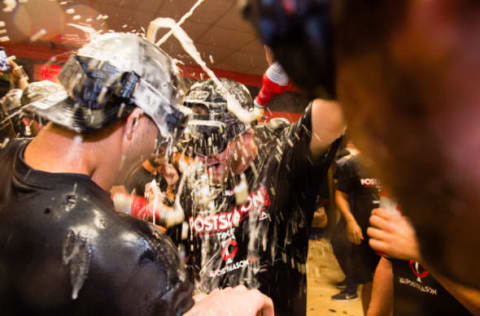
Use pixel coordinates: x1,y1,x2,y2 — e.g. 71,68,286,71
189,186,271,235
409,260,430,283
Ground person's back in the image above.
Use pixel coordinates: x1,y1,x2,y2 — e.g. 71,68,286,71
0,32,196,316
0,136,193,316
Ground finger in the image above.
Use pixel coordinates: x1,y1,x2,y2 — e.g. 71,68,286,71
369,238,389,254
367,227,389,241
355,231,363,243
369,214,390,231
347,232,355,244
353,233,361,245
373,207,401,221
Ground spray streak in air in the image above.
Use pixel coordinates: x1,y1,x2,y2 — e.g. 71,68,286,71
147,17,257,124
155,0,206,47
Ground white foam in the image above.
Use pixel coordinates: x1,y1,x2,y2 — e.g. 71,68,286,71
147,17,257,123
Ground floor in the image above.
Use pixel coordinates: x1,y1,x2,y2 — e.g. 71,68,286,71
307,239,364,316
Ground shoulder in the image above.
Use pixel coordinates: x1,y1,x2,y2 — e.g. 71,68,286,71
336,153,354,168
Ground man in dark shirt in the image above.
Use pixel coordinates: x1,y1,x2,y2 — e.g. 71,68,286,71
331,149,380,307
242,1,480,300
367,208,472,315
174,77,345,316
0,32,274,316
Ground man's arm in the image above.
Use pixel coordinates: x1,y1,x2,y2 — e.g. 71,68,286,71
367,257,394,316
310,98,345,157
368,207,480,314
425,270,480,315
336,189,364,245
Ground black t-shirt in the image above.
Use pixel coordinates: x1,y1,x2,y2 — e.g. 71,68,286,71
124,164,168,197
335,153,381,231
0,139,193,316
390,258,472,315
174,106,340,316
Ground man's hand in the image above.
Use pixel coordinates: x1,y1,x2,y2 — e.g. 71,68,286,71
9,58,29,90
185,285,274,316
346,219,363,245
367,208,421,261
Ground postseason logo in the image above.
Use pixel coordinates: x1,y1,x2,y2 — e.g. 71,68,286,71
189,186,271,235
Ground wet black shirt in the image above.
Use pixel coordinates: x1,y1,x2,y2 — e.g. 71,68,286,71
0,139,193,316
335,154,380,231
175,106,340,316
390,258,471,315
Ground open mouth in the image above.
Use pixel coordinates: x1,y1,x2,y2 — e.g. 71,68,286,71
197,155,222,172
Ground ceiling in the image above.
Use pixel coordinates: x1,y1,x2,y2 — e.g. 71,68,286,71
0,0,269,76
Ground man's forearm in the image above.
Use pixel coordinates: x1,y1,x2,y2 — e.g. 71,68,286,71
367,257,394,316
425,264,480,315
335,190,356,224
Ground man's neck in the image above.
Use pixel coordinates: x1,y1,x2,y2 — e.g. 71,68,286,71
24,124,121,191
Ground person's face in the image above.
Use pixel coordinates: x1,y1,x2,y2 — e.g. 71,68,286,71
335,1,480,287
197,130,256,184
197,137,237,184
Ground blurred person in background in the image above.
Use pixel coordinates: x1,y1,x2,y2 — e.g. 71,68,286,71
242,0,480,293
330,144,380,312
367,206,476,315
0,81,63,140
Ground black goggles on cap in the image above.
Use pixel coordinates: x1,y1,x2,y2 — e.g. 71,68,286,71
59,54,187,139
187,111,249,157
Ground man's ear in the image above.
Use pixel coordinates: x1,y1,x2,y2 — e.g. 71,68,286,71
124,108,144,141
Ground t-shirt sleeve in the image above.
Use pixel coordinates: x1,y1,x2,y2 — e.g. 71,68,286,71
336,158,354,194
